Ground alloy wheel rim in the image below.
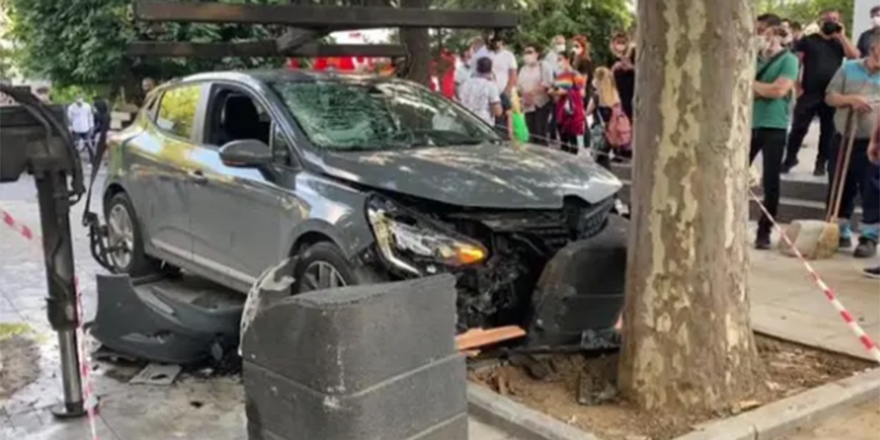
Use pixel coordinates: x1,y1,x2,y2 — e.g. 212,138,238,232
108,205,135,270
300,261,347,292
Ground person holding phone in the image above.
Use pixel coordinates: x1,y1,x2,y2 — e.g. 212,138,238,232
783,9,860,176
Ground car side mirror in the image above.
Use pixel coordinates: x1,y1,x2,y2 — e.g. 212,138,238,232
219,139,272,167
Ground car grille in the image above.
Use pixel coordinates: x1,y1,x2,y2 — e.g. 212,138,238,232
447,197,615,254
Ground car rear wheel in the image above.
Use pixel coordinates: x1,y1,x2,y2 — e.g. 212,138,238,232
292,242,382,293
105,192,160,276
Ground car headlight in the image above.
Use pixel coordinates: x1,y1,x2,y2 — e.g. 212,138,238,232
366,196,487,276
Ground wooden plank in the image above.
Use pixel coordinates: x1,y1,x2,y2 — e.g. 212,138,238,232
276,28,325,53
455,326,526,352
128,41,279,58
128,41,407,58
134,0,519,29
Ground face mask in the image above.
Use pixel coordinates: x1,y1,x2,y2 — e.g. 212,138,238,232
554,44,566,53
755,36,770,53
873,16,880,27
572,46,584,56
523,54,538,64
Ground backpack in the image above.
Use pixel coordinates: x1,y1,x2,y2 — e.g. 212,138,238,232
605,103,632,148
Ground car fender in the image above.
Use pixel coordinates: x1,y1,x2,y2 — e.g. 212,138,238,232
281,173,376,260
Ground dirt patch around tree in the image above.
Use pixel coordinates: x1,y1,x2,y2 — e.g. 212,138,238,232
0,334,41,400
469,336,873,440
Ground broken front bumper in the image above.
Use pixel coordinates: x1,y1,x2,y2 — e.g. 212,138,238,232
525,215,628,350
89,274,245,364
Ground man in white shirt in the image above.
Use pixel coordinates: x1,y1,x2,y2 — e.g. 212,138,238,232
488,35,517,129
67,97,94,147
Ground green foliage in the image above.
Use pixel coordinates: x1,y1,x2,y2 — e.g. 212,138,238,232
516,0,632,66
755,0,856,33
49,84,108,105
435,0,632,67
5,0,287,88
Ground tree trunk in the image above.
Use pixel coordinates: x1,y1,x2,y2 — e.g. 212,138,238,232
399,0,432,86
617,0,764,414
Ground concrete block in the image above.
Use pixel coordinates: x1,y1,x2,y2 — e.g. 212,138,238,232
245,354,467,440
242,275,457,395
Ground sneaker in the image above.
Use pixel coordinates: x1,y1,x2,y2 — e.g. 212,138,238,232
781,159,798,174
854,238,878,258
812,163,826,177
864,266,880,279
839,236,852,250
755,233,772,250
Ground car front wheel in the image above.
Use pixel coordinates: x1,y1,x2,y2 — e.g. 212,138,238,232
292,242,384,293
105,192,160,276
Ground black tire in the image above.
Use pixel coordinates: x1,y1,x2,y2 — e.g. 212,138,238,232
104,192,161,276
292,241,384,294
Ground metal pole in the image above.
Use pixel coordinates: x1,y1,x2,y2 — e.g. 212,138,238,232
33,168,86,418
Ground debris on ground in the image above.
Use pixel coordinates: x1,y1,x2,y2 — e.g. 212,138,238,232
469,336,872,440
130,363,183,386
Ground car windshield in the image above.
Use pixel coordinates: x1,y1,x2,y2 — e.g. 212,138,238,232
270,79,501,151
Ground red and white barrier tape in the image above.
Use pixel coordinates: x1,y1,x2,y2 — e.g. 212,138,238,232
1,208,99,439
749,192,880,364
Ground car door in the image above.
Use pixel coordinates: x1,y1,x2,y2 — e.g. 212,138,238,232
187,83,293,291
139,83,207,266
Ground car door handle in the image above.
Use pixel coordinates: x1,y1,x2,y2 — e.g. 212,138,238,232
188,170,208,185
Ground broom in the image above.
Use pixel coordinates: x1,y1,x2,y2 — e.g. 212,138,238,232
813,111,858,259
782,111,857,259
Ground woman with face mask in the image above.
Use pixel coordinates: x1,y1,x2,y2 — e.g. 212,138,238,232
517,44,553,145
551,55,587,154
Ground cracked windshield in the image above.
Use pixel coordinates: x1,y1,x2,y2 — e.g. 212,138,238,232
271,80,500,151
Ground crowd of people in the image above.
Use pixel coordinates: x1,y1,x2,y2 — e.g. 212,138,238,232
752,7,880,279
451,32,634,167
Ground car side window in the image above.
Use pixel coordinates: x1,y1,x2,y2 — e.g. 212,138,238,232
156,85,201,140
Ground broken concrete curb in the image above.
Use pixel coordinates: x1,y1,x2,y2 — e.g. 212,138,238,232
674,367,880,440
467,384,603,440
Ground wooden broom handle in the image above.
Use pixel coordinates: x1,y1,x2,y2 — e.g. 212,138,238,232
827,113,859,222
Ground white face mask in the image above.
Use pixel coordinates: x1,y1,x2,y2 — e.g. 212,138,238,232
755,35,771,53
523,54,538,64
873,16,880,27
572,46,584,56
554,43,566,53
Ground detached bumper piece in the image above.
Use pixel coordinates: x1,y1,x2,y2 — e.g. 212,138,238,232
525,215,628,350
90,274,245,364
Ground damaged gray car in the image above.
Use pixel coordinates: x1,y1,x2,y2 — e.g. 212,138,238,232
101,70,627,341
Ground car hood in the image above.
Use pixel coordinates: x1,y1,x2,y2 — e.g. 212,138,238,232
305,143,623,209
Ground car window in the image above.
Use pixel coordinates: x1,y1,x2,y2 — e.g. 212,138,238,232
156,85,201,140
270,80,500,152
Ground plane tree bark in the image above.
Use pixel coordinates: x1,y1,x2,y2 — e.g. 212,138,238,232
618,0,765,414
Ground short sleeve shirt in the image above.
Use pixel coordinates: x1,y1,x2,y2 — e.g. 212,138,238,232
826,60,880,139
459,76,501,124
753,51,800,130
794,34,846,95
489,49,518,92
